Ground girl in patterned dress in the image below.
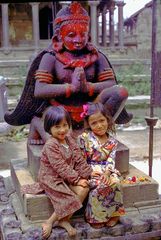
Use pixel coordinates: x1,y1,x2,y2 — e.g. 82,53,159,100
78,102,125,228
23,106,92,239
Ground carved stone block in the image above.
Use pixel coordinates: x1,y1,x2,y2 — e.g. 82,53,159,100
27,140,129,181
122,165,159,207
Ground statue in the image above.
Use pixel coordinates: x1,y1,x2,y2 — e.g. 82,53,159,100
4,2,132,144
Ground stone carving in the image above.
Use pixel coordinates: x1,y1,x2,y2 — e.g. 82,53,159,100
4,2,132,144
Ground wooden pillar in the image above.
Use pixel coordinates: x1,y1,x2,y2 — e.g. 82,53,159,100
1,3,10,50
102,5,107,46
30,2,40,50
109,4,115,48
117,1,125,48
97,10,100,46
88,1,100,46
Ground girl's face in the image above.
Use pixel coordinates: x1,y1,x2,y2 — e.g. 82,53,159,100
60,23,89,51
50,117,70,143
88,111,108,137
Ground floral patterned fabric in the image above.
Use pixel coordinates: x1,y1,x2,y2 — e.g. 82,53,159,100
21,135,92,220
78,131,125,224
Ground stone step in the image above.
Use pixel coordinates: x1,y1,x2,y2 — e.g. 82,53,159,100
10,158,159,222
7,96,19,111
5,76,26,86
0,59,29,65
0,61,28,78
27,141,129,182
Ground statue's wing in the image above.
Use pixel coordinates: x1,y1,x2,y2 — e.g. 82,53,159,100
4,49,50,126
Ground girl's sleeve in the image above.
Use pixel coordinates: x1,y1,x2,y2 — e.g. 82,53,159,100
107,141,121,176
44,142,80,185
105,139,118,171
77,134,87,157
73,137,92,179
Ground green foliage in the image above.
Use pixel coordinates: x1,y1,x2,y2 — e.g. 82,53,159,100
7,126,28,141
0,126,28,143
115,63,151,96
18,65,28,77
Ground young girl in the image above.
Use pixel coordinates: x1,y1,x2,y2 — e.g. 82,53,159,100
78,102,125,228
22,106,92,239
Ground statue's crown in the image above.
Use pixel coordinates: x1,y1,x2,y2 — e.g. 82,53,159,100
54,2,89,26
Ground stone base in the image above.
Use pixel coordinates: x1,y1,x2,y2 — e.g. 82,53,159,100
115,141,129,174
10,159,53,221
122,164,159,207
27,140,129,181
11,158,159,221
27,144,42,181
1,174,161,240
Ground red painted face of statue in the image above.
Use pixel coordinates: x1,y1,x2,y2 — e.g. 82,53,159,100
60,23,89,51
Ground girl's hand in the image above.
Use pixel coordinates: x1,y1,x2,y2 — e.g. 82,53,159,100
100,174,109,185
108,174,120,186
105,169,111,177
76,179,89,188
91,171,101,177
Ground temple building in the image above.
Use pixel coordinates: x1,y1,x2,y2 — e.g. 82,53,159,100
0,0,126,56
1,0,161,59
124,1,161,57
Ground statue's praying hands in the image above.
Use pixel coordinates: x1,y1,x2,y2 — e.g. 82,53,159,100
71,67,88,93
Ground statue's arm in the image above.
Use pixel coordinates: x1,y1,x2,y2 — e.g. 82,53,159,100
34,53,76,99
89,53,117,93
35,81,68,98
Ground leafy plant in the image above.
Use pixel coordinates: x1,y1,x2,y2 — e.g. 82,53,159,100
115,63,151,96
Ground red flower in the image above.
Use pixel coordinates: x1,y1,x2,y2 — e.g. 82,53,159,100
132,176,137,182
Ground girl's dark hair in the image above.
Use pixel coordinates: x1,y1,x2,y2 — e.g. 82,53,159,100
44,106,71,134
84,102,115,134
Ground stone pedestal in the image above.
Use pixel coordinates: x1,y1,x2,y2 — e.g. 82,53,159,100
122,165,159,207
9,130,160,225
10,158,159,221
27,144,42,181
10,159,53,221
27,140,129,181
115,141,129,174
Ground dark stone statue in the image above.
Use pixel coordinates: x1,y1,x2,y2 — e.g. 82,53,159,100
4,2,132,144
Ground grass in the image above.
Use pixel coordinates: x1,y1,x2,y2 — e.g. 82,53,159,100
115,64,151,96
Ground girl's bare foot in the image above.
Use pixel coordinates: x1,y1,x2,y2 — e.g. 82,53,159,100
42,222,53,239
90,222,105,228
58,220,77,237
106,216,120,227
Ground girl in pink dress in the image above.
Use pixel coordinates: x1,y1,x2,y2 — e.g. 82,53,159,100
78,102,125,228
23,106,92,239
